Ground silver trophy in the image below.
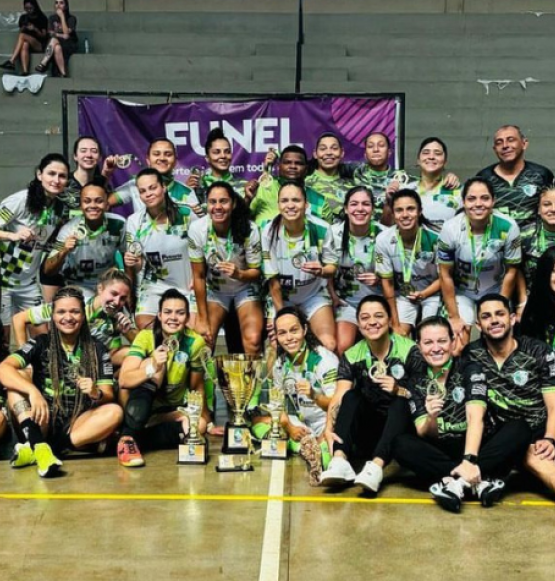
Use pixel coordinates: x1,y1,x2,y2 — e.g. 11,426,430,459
260,385,287,459
178,390,208,465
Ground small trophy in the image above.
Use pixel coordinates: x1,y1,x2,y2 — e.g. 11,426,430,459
216,354,262,455
260,386,287,460
178,390,208,465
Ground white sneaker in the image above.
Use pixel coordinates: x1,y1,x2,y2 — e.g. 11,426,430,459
320,457,356,487
430,477,466,513
475,479,505,508
354,461,383,492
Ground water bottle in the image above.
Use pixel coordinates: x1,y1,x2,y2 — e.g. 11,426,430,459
84,37,90,54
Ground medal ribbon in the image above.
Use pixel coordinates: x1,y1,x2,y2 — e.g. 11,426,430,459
467,215,492,283
284,221,311,261
205,219,233,261
395,227,422,284
348,222,377,268
426,358,453,381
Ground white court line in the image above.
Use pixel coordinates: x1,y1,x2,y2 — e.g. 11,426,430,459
258,460,286,581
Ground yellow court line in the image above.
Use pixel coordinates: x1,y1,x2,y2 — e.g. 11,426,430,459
0,492,554,506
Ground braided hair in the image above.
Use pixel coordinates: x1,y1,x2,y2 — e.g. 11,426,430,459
48,286,98,426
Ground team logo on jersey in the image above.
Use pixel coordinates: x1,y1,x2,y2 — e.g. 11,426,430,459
512,370,529,386
470,373,486,382
522,184,537,197
174,351,189,365
390,364,405,380
451,386,465,404
487,240,503,253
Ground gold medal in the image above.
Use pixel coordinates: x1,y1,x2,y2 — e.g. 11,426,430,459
368,360,388,381
163,336,180,353
425,378,446,399
73,223,88,241
128,241,143,257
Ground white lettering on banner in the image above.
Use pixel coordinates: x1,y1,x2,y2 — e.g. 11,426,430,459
164,119,302,154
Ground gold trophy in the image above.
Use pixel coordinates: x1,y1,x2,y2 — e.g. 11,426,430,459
216,354,262,456
178,390,208,465
260,385,287,460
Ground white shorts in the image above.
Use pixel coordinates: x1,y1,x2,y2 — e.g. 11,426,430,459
397,294,441,326
335,303,358,325
1,284,43,326
136,283,193,317
454,294,477,325
207,284,260,312
267,292,332,321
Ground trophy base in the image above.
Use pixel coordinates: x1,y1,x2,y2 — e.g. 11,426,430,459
260,438,288,460
222,423,252,454
215,454,254,472
177,440,208,465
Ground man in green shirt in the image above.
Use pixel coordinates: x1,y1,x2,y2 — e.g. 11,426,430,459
246,145,333,227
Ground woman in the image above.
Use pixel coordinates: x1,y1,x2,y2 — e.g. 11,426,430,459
305,132,354,222
43,179,125,299
330,186,383,355
117,289,209,468
0,0,48,75
186,127,247,207
320,295,425,492
438,177,521,350
0,153,69,344
0,286,122,478
261,181,338,352
406,137,461,232
393,316,531,512
375,189,441,337
13,267,136,368
124,167,195,330
520,187,555,291
35,0,78,77
520,247,555,345
256,307,337,485
352,131,407,226
188,181,263,354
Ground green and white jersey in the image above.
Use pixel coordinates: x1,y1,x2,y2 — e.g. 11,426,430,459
406,178,462,233
0,190,65,288
128,328,206,411
272,345,338,436
125,206,195,290
331,221,384,307
28,296,125,351
250,177,333,228
305,171,354,221
437,212,521,299
521,223,555,288
261,217,338,304
47,213,125,293
352,165,409,222
375,226,439,294
188,216,261,295
115,177,199,213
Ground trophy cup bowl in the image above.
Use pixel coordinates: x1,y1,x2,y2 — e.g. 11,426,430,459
260,385,287,460
216,354,262,454
178,390,208,465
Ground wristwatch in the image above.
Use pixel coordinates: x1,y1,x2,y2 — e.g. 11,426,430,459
462,454,478,464
145,361,156,379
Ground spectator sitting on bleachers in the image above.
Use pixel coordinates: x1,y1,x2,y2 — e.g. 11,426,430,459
0,0,48,76
34,0,77,77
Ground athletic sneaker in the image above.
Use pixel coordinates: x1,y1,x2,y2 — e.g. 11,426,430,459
299,435,322,487
430,477,465,513
320,456,356,487
34,443,63,478
475,479,505,508
117,436,145,467
354,460,383,493
0,60,15,71
10,442,36,468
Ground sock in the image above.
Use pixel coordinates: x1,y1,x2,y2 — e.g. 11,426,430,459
20,418,45,449
251,422,271,440
320,441,332,470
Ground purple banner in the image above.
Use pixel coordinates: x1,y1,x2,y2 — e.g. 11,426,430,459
77,96,401,187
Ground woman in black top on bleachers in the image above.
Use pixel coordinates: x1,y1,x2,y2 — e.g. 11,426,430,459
0,0,48,75
35,0,78,77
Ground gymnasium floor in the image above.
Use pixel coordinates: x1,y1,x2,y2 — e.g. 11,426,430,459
1,440,553,581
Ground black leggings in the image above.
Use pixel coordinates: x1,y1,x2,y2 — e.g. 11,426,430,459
121,384,183,450
393,419,532,483
334,390,413,463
